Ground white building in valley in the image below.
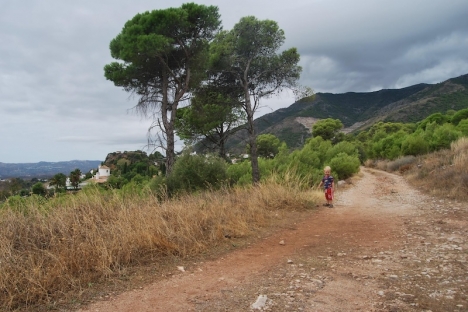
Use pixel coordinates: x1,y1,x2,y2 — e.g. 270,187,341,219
93,165,110,182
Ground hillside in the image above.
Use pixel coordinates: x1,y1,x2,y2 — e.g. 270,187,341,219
218,73,468,153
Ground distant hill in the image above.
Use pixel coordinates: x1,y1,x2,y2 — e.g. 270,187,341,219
0,160,102,179
216,73,468,153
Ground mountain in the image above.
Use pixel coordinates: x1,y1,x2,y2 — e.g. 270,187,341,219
218,73,468,153
0,160,102,179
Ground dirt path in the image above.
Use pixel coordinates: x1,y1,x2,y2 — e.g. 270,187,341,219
78,167,468,312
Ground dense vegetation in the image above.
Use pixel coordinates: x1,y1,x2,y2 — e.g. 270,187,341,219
0,107,466,311
0,0,467,308
213,73,468,153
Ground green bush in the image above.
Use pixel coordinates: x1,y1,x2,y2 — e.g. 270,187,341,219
303,136,332,165
325,141,359,161
451,108,468,125
31,182,46,196
166,153,228,193
418,112,449,130
456,119,468,135
148,174,166,193
256,134,282,158
401,134,429,156
370,133,404,160
329,152,361,179
227,159,251,185
430,124,462,150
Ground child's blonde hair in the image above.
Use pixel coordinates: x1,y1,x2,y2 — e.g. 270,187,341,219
324,166,331,172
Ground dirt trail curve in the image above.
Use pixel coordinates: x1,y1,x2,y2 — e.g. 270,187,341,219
79,167,468,312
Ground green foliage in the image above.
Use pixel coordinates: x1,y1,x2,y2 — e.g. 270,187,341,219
418,113,449,130
166,153,228,193
368,121,414,136
325,141,359,161
226,160,251,186
303,136,333,164
312,118,343,141
256,134,282,158
104,3,222,174
175,81,245,158
131,174,148,185
210,15,301,183
430,124,462,150
401,134,429,156
2,195,47,215
69,169,82,189
102,151,165,189
457,119,468,135
358,108,468,161
49,173,67,192
106,176,127,189
329,153,361,179
148,174,166,194
370,130,408,160
31,182,46,196
451,108,468,125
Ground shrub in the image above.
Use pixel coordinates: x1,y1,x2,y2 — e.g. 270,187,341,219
418,112,449,130
329,152,361,179
166,153,228,193
456,119,468,135
401,135,429,156
386,155,417,172
451,108,468,125
31,182,46,196
227,160,251,185
325,141,358,161
148,174,166,193
256,134,282,158
430,124,462,150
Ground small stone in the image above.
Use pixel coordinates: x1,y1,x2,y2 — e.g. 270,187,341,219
279,240,285,245
287,259,294,264
251,295,268,310
177,266,185,272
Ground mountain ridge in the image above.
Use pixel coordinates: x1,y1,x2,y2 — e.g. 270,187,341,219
218,73,468,152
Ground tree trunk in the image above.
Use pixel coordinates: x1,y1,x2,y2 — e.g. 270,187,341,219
160,73,175,176
244,89,260,184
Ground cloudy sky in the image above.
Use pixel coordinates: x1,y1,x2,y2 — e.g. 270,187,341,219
1,0,468,163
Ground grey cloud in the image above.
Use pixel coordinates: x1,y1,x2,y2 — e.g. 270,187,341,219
1,0,468,162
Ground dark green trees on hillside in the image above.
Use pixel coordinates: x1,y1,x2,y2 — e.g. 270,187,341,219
359,109,467,160
312,118,344,142
104,3,222,175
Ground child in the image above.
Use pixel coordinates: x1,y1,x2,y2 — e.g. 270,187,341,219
318,166,334,208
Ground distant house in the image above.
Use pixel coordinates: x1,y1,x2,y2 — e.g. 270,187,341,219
93,165,110,183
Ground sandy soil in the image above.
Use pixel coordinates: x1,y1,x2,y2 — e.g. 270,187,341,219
77,167,468,312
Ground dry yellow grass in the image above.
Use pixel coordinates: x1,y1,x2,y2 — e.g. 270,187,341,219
404,137,468,200
0,175,319,310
